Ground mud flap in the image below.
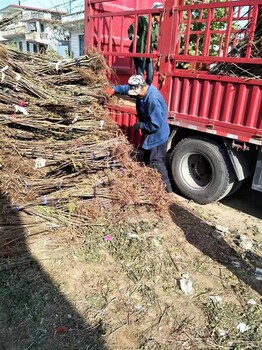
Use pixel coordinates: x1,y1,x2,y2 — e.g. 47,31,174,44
252,147,262,192
223,139,253,181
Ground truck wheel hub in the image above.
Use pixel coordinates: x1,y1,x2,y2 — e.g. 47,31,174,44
181,153,212,189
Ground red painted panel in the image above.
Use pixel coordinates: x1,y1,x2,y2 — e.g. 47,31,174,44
167,73,262,142
233,84,248,125
106,105,143,146
210,82,223,121
86,0,262,145
245,87,260,128
221,83,236,123
189,79,201,116
180,78,191,114
169,77,182,113
199,80,212,119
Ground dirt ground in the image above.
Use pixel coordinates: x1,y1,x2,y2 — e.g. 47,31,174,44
8,181,258,350
0,167,261,350
184,181,262,236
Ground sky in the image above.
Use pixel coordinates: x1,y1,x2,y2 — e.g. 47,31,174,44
0,0,84,13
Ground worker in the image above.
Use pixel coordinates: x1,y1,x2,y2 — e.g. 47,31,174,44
103,75,173,193
127,2,163,85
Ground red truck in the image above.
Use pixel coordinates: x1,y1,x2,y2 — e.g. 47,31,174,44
84,0,262,204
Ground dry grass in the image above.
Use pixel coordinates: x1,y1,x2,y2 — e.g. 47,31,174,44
0,45,7,59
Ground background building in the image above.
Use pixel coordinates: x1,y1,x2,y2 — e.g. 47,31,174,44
61,10,84,58
0,4,68,55
0,1,85,58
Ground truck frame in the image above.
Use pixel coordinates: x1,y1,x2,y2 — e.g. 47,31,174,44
84,0,262,204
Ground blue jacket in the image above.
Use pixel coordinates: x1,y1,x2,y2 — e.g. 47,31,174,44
113,84,170,150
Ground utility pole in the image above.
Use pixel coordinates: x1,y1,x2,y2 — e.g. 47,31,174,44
69,0,77,15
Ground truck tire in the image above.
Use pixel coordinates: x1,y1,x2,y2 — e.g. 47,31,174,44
170,136,236,204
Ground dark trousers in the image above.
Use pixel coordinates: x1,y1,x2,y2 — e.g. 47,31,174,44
133,58,154,85
144,141,173,193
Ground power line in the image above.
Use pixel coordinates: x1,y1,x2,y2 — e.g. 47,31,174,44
0,0,84,16
0,0,79,11
0,0,19,8
69,2,84,14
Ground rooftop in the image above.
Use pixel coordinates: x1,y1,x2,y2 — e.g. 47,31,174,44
0,4,68,16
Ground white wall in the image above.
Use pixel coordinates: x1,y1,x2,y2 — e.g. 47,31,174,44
70,31,84,58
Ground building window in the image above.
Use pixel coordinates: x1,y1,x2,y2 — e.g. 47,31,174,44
19,42,23,51
33,44,38,53
26,42,30,52
40,23,45,32
30,22,37,32
79,34,84,56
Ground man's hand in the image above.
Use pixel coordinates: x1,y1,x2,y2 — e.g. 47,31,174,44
102,88,114,97
132,122,141,130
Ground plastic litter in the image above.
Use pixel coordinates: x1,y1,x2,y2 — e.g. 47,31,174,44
15,73,21,81
234,234,253,250
71,115,79,124
103,235,113,241
1,65,8,82
134,304,144,311
254,268,262,281
1,72,6,83
236,322,249,333
239,238,253,250
218,329,227,337
55,60,62,71
14,104,29,116
210,295,223,304
51,223,59,229
215,224,229,234
1,65,8,72
35,157,46,169
247,299,257,305
14,83,20,91
179,273,194,295
127,232,141,240
231,260,241,268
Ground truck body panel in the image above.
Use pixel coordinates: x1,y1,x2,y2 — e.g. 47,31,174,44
85,0,262,146
84,0,262,200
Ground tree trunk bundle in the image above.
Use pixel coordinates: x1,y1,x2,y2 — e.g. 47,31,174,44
0,45,167,257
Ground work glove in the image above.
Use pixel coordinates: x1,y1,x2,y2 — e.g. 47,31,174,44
102,88,114,97
129,34,140,40
132,122,141,130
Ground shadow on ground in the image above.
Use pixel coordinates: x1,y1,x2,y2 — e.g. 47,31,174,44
169,202,262,296
0,192,107,350
221,179,262,220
